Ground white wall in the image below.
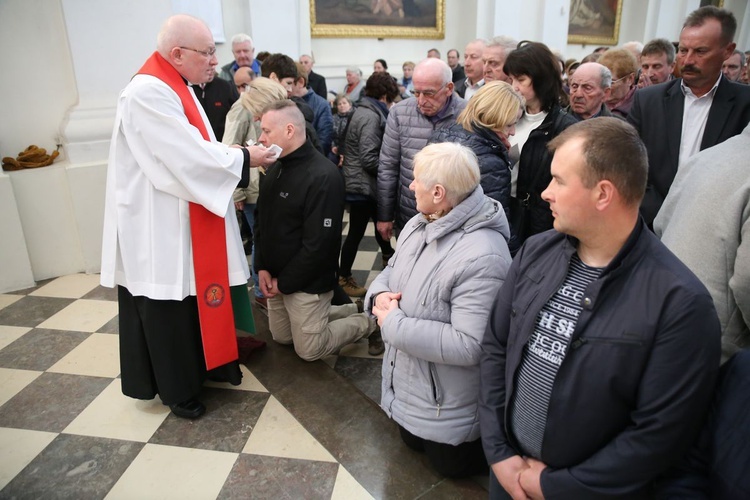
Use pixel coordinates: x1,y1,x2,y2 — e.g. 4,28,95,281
0,0,748,292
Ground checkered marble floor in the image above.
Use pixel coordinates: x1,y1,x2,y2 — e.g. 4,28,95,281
0,219,487,499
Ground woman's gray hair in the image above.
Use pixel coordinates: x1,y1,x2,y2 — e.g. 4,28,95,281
413,143,480,207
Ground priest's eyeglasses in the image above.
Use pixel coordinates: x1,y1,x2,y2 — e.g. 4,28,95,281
180,46,217,58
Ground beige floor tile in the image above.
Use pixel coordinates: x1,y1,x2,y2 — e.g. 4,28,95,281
204,364,268,393
105,443,238,500
331,465,374,500
29,274,101,299
242,395,336,462
63,379,169,442
0,295,23,312
352,251,378,272
47,333,119,378
0,325,31,351
0,427,57,489
37,299,118,333
0,367,42,408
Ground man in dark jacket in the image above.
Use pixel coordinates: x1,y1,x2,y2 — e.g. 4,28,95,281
254,100,377,361
479,117,721,499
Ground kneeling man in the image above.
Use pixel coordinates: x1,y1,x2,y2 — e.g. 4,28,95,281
254,100,377,361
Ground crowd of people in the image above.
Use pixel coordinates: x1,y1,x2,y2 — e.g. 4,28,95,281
101,5,750,498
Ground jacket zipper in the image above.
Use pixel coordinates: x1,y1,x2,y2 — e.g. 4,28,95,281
571,336,643,349
429,362,442,417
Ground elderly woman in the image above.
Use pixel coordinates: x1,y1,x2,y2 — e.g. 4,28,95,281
599,48,639,119
366,142,512,478
428,81,524,219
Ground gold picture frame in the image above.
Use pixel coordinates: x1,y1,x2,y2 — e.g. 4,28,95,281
311,0,444,39
567,0,623,46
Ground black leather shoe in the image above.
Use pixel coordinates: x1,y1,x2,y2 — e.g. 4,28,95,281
169,398,206,419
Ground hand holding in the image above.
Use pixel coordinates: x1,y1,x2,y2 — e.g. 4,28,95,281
258,270,276,298
491,456,531,500
519,458,546,500
247,144,277,168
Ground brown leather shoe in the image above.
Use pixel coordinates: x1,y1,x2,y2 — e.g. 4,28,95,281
339,276,367,297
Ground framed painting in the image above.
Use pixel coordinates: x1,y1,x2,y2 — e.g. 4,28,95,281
311,0,444,39
567,0,623,46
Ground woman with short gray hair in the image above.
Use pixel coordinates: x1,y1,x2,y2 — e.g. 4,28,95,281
365,142,512,478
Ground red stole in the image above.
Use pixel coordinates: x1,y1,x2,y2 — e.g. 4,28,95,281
137,52,238,370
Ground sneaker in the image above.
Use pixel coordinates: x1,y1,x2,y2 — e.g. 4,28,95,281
368,330,384,356
339,275,367,297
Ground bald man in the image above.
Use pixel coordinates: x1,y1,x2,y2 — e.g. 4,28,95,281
254,100,378,361
101,15,276,419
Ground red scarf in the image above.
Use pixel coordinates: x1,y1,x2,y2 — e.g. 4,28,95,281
137,52,238,370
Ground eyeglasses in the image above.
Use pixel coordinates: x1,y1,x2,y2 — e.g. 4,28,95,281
236,83,250,92
412,84,447,98
612,73,634,85
179,46,217,58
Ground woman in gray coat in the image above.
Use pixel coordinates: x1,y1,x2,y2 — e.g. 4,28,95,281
366,142,512,478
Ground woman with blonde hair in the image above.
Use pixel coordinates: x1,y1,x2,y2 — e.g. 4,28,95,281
366,142,512,478
222,77,288,305
428,81,523,218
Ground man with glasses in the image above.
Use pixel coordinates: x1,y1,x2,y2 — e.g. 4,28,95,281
101,15,277,420
376,58,466,242
566,62,614,121
219,33,261,82
599,48,639,119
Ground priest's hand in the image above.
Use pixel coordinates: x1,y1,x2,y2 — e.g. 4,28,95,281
247,145,277,168
258,270,279,298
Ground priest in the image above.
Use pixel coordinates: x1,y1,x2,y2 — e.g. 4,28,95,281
100,14,276,419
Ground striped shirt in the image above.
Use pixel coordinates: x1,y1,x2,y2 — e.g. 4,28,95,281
509,254,603,458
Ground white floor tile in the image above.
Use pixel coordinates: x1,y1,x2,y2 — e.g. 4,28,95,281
105,443,238,500
0,295,23,311
29,274,101,299
0,325,31,351
242,395,336,462
0,367,42,408
37,299,118,333
0,427,57,489
63,379,169,442
204,364,268,393
352,251,378,272
47,333,120,378
331,465,374,500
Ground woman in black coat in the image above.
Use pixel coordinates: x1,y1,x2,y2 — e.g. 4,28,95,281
428,81,524,220
503,41,577,253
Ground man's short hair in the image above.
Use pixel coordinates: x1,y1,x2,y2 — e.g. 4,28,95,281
294,62,308,85
413,143,480,207
428,48,441,57
402,61,415,70
642,38,676,65
261,99,305,131
345,66,363,76
548,117,648,206
599,49,638,79
447,49,460,58
364,72,399,103
684,6,737,45
486,35,518,53
260,53,297,80
594,63,613,88
732,49,746,67
231,33,253,46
